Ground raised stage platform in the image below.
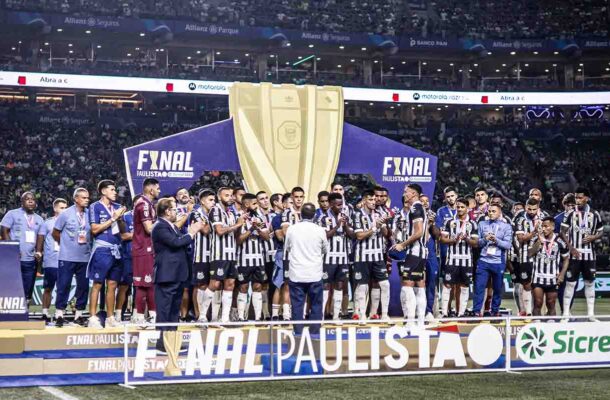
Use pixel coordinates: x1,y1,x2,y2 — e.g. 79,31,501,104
0,319,535,387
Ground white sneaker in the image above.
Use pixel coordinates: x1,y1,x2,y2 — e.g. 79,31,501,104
425,312,436,323
105,316,123,328
588,315,600,322
380,314,391,322
88,315,103,329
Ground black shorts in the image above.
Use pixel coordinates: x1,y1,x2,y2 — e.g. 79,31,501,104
398,255,426,282
210,260,237,281
237,265,266,285
323,264,348,284
192,262,211,285
533,283,558,293
353,260,388,285
515,262,533,284
264,262,275,285
566,259,596,282
443,263,473,286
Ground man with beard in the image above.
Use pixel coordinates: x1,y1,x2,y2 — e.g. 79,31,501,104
352,190,389,320
469,186,489,222
236,194,270,321
561,188,603,321
514,198,549,316
191,190,213,323
1,191,44,307
209,187,245,323
131,178,160,325
319,193,354,320
371,186,393,319
439,198,478,318
174,188,194,322
271,193,291,320
256,191,278,320
393,184,428,325
87,180,127,328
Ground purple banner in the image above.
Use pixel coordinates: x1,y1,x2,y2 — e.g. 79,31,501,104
124,119,438,315
124,119,240,197
0,242,28,321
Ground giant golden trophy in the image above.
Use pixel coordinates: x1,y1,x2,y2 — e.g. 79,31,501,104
229,82,344,203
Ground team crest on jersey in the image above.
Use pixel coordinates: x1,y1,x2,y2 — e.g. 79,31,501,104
197,272,204,280
144,274,152,283
445,273,451,281
520,272,528,279
238,273,244,282
354,272,362,280
217,268,224,276
322,272,328,279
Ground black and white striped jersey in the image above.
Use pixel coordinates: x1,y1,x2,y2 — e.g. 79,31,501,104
209,204,237,262
189,209,210,264
318,209,351,265
259,210,277,263
281,207,301,260
398,201,428,259
353,209,385,262
531,235,569,286
515,211,550,263
442,218,478,267
509,215,520,262
237,218,266,267
561,206,603,261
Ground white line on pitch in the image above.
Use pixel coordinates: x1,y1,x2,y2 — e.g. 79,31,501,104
40,386,81,400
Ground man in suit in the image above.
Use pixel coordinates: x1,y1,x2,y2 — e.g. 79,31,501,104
152,197,202,376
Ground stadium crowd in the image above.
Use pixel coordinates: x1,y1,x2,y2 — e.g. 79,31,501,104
3,0,608,38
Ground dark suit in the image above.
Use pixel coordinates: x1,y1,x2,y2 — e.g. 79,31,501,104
152,218,193,330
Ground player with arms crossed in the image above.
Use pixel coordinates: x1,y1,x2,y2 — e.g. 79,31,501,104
560,188,603,321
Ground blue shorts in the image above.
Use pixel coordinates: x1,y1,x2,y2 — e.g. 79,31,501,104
43,268,58,290
120,256,133,285
87,248,123,283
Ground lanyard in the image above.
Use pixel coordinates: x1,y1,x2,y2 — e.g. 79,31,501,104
488,221,499,237
542,234,556,258
76,209,86,229
575,205,589,230
24,213,35,230
457,217,469,236
100,201,115,219
448,207,457,221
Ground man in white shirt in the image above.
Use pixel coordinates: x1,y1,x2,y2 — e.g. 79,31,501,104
284,203,328,334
